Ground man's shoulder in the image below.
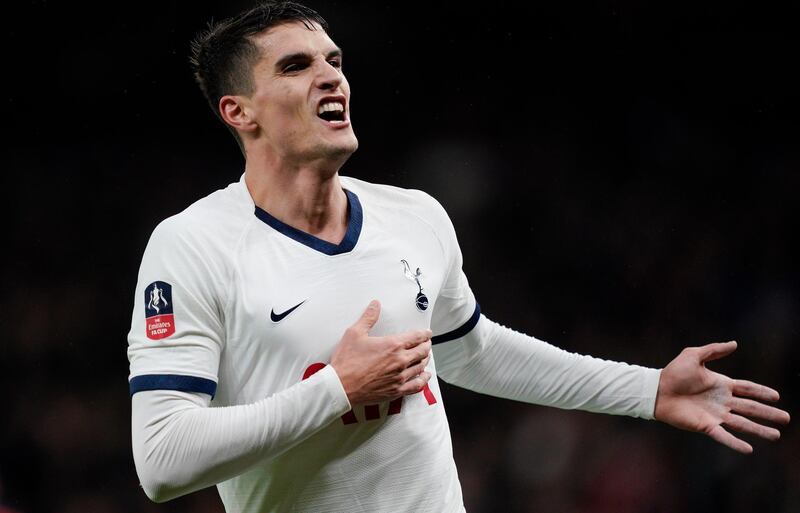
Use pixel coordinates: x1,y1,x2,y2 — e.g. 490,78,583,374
149,178,253,252
340,176,448,219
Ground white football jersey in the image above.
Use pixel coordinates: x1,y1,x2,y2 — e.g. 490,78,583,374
128,174,479,512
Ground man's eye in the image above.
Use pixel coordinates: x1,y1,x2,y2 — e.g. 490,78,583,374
284,63,307,73
328,60,342,69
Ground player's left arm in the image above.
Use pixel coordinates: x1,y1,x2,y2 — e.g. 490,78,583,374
433,319,790,453
423,189,789,453
433,316,661,419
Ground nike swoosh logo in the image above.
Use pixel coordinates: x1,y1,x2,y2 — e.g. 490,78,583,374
270,300,306,322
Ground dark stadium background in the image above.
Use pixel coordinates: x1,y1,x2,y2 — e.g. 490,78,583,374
2,1,797,512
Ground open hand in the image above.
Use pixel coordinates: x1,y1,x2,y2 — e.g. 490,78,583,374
654,341,790,453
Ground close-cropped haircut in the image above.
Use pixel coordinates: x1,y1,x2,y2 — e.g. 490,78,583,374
189,1,329,152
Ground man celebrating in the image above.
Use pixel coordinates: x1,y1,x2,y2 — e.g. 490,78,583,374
127,2,790,512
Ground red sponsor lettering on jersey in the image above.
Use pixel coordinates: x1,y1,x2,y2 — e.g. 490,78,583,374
146,315,176,340
303,362,358,424
302,362,437,424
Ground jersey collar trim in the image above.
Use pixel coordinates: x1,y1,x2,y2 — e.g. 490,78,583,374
253,189,363,256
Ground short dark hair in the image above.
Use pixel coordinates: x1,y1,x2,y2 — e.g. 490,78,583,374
189,1,329,151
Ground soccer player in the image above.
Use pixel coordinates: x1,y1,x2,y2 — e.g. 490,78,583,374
127,2,790,512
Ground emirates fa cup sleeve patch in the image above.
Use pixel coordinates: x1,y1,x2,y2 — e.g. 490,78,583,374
144,281,175,340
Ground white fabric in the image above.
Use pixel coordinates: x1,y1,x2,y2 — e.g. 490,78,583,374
128,174,660,513
131,365,350,502
129,175,475,513
433,316,662,418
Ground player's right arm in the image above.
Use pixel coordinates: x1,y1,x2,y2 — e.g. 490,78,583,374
131,372,350,502
129,219,431,503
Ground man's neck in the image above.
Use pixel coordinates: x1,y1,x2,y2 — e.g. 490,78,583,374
244,156,350,246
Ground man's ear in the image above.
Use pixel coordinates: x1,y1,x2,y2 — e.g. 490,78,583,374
219,95,258,133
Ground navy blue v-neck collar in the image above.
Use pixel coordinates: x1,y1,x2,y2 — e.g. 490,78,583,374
253,189,363,256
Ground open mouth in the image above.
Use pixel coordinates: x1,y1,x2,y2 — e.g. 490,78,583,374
317,99,346,122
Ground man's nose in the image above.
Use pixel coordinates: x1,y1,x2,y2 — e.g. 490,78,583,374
314,60,342,90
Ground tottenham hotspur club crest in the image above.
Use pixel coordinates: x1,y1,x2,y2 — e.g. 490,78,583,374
401,259,429,311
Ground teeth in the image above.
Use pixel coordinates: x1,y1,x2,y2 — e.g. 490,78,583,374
318,101,344,115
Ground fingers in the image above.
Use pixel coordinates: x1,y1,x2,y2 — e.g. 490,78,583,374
706,424,753,454
416,353,431,369
731,397,791,425
397,371,432,396
696,340,738,362
353,300,381,332
398,328,434,350
412,339,432,359
396,339,431,380
724,413,781,441
400,354,431,383
733,379,781,403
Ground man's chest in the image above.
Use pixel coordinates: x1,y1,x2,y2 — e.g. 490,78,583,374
225,225,446,366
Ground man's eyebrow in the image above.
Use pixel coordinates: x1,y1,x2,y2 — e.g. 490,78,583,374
274,48,343,70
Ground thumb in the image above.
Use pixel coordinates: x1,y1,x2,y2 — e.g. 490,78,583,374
698,340,737,363
353,300,381,332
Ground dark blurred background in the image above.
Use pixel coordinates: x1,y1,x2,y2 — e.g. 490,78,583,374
1,1,797,512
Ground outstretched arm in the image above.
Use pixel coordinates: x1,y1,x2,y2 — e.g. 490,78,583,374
433,318,790,453
654,341,790,453
433,316,663,419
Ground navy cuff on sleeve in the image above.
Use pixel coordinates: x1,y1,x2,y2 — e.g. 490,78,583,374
432,302,481,345
129,374,218,398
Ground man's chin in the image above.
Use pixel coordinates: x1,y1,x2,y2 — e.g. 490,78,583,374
320,137,358,161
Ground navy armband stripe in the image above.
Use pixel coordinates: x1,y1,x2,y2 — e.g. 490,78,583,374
129,374,217,398
432,302,481,345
